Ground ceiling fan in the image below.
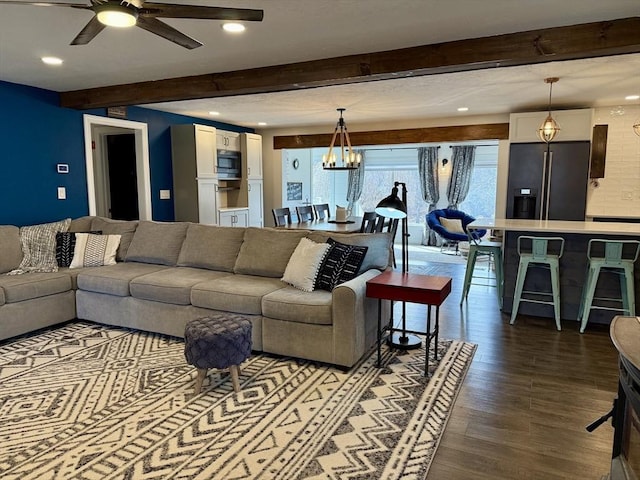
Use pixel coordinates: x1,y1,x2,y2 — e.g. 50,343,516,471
0,0,264,49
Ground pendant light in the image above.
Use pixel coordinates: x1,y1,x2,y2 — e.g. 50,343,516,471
322,108,361,170
537,77,561,143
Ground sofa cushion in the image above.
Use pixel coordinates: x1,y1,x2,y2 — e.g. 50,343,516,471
69,233,121,269
125,221,188,266
91,217,138,262
177,224,245,272
130,267,231,305
0,272,71,304
281,238,330,292
191,274,285,315
0,225,22,274
234,228,309,278
11,218,71,274
69,216,94,233
307,232,391,272
77,263,169,297
262,287,333,325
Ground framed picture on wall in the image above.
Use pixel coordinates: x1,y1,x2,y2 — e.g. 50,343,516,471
287,182,303,201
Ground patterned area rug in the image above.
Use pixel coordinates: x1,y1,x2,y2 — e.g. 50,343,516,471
0,322,475,480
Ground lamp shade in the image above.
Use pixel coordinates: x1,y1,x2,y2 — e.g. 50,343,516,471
375,187,407,219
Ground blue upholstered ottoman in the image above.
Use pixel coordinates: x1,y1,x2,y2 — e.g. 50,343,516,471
184,314,252,394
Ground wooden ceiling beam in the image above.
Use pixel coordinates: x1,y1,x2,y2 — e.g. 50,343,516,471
60,17,640,109
273,123,510,149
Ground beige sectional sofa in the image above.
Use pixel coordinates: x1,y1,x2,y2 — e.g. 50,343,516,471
0,217,392,368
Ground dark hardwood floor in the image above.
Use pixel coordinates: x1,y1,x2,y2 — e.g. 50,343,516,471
397,258,618,480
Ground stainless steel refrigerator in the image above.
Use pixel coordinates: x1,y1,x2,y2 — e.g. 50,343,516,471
506,141,591,221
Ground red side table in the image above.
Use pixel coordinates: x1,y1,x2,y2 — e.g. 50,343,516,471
366,271,452,376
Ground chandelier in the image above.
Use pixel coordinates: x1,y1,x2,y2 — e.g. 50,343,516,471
537,77,561,143
322,108,361,170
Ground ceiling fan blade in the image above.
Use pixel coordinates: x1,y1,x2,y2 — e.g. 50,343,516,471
139,3,263,22
70,15,105,45
0,1,91,7
136,16,202,49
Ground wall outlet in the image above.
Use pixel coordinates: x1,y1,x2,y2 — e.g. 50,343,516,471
622,191,633,200
160,189,171,200
57,187,66,200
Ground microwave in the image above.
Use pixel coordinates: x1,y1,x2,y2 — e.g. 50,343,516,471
216,149,241,178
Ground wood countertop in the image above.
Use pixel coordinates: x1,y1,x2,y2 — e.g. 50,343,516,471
469,218,640,236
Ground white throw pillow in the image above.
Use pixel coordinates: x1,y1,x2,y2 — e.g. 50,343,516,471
282,238,331,292
70,233,121,269
440,217,466,234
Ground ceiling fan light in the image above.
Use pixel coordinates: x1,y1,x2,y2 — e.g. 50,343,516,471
96,5,138,28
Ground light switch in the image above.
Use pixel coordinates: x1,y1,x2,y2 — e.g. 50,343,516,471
57,187,66,200
160,189,171,200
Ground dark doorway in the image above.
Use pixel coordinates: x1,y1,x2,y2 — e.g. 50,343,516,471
106,134,139,220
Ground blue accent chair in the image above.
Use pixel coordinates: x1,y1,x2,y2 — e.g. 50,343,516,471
426,209,486,252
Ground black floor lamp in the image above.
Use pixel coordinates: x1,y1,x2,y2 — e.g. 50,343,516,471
375,182,422,350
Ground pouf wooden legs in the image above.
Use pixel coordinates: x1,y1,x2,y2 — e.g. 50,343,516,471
184,314,252,395
193,365,242,394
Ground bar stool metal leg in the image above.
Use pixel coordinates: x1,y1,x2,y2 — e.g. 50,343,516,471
460,249,478,304
510,257,528,325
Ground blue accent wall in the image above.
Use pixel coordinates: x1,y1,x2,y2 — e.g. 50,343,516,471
0,80,253,226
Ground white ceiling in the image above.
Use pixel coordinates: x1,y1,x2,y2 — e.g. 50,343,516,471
1,0,640,128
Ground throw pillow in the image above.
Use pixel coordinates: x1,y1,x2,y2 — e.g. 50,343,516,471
56,230,102,267
315,239,368,292
440,217,466,234
8,218,71,275
282,238,331,292
69,233,121,269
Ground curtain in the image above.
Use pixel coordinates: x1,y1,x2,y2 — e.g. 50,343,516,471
346,150,366,211
418,146,440,245
447,145,476,210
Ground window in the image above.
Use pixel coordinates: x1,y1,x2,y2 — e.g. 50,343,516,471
283,142,498,224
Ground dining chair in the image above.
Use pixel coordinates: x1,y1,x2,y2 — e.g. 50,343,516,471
272,207,292,226
296,205,315,223
359,212,378,233
313,203,331,221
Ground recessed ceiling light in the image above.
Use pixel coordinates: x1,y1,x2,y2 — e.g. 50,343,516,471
625,95,640,101
257,122,267,126
41,56,63,66
222,23,245,33
457,107,469,112
209,111,220,116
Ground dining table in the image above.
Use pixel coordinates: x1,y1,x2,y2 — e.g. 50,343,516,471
276,216,363,233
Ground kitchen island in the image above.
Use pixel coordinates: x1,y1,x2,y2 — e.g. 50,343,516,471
468,219,640,328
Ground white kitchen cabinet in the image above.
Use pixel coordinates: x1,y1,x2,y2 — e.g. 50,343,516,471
196,179,220,225
171,124,217,178
218,208,248,227
172,124,222,222
217,130,240,152
509,109,593,143
242,133,263,179
247,179,264,227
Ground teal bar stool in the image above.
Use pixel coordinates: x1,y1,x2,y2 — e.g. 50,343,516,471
578,239,640,333
510,236,564,331
460,229,503,308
